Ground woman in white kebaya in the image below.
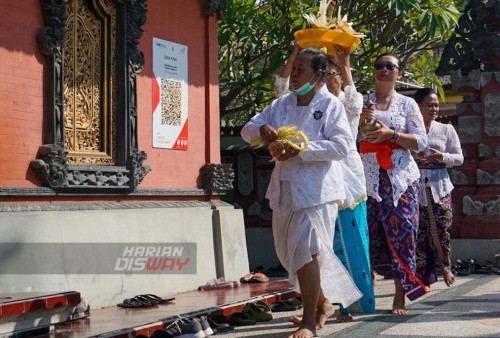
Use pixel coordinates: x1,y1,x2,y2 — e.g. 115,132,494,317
413,88,463,289
275,42,374,323
241,48,361,338
359,53,428,315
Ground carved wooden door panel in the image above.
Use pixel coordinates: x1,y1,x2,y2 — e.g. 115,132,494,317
64,0,116,165
33,0,150,190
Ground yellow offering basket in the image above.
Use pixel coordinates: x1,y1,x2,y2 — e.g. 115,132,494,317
294,28,361,55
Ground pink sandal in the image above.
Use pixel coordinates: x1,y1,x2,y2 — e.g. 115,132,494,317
198,277,240,290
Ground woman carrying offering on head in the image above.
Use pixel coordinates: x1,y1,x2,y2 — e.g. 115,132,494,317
275,41,374,323
241,48,361,338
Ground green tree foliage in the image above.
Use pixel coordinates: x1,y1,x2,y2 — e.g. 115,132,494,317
218,0,461,125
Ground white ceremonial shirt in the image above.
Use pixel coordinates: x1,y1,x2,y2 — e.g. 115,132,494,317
274,76,366,208
360,92,427,205
414,121,464,206
241,85,354,211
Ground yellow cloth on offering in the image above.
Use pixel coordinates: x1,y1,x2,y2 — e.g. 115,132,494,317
251,125,309,151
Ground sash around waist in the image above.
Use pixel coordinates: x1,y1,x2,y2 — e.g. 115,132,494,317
359,140,404,170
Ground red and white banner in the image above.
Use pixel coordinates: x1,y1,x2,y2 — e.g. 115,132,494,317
152,38,188,150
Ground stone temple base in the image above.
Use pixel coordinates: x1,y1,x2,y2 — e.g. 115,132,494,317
0,202,249,308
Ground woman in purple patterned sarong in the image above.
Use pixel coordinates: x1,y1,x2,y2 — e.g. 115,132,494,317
358,54,429,315
413,88,463,288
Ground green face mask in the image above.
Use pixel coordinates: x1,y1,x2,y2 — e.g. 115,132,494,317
291,73,317,96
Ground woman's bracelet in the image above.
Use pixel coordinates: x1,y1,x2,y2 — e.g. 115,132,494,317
390,129,399,143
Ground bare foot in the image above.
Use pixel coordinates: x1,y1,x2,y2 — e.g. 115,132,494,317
371,269,377,287
289,300,335,330
335,310,353,323
316,298,335,329
443,271,455,287
289,316,302,325
288,326,315,338
391,279,408,315
392,290,407,315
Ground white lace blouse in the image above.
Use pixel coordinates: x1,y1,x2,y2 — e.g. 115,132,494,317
413,121,464,206
360,92,427,206
274,76,366,208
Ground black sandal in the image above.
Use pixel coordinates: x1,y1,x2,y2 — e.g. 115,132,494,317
455,259,471,276
117,296,154,308
117,294,175,308
140,294,175,304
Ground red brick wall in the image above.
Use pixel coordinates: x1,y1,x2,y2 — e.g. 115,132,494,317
0,0,221,191
0,0,45,187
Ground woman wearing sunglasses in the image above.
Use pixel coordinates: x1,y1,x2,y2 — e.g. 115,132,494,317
275,42,375,323
413,88,463,289
359,53,428,315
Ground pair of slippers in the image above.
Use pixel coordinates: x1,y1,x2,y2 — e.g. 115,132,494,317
198,277,240,291
240,272,268,283
208,314,235,333
227,300,273,326
270,299,302,312
455,259,496,276
117,294,175,308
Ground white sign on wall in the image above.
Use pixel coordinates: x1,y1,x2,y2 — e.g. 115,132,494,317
152,37,188,150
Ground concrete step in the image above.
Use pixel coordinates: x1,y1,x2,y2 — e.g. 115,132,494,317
0,291,85,336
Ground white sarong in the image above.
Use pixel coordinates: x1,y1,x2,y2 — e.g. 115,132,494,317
272,181,362,308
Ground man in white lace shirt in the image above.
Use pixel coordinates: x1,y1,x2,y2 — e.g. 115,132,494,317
241,48,361,338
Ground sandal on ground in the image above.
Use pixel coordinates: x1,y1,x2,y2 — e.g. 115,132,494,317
270,300,301,312
140,294,175,304
239,273,254,283
469,259,494,274
117,296,153,308
288,295,303,306
206,316,234,333
455,259,471,276
117,294,175,308
240,266,266,283
249,272,268,283
242,302,273,321
228,311,256,326
199,277,240,290
255,300,272,312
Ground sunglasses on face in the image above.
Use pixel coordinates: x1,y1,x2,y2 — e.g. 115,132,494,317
326,70,342,77
374,62,399,71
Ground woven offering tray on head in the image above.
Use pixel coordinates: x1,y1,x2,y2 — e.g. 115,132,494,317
295,0,363,55
294,28,361,55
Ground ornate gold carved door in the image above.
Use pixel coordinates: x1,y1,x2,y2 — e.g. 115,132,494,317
63,0,116,164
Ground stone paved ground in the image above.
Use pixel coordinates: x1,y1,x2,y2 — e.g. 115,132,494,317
216,274,500,337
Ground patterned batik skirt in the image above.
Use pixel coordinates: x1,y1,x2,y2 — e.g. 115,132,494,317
416,183,453,286
367,170,428,301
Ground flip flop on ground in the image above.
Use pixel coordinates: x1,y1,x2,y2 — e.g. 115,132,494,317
270,300,301,312
117,294,175,308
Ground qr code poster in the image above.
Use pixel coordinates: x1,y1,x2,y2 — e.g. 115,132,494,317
152,38,188,149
